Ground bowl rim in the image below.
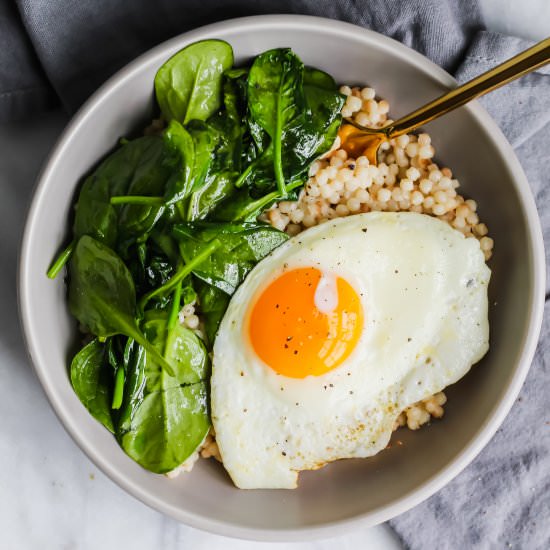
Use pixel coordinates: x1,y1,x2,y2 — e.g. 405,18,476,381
18,14,546,542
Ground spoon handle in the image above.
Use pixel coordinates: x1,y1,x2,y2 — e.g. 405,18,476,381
388,36,550,138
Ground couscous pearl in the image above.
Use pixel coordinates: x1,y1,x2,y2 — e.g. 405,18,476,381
316,169,329,186
405,142,419,158
335,149,348,161
355,112,370,127
185,315,200,330
465,199,478,212
434,191,448,204
480,236,494,251
419,178,433,194
307,183,321,197
428,170,442,184
411,190,424,206
391,187,403,201
336,168,354,183
378,100,390,114
467,212,479,225
360,87,376,100
423,196,435,208
400,179,414,192
321,185,333,199
346,177,361,193
339,85,352,96
332,179,345,192
418,133,431,146
439,177,452,190
396,134,410,148
365,99,379,116
419,145,434,159
346,95,362,112
330,156,344,168
335,204,349,216
347,197,361,212
286,223,301,236
406,167,421,181
278,201,295,214
456,205,470,218
433,204,446,216
441,167,453,178
377,188,392,202
475,223,488,237
453,216,466,229
398,199,411,210
181,304,195,317
355,189,370,203
356,155,369,167
326,166,338,178
329,192,340,204
290,209,304,224
341,107,352,118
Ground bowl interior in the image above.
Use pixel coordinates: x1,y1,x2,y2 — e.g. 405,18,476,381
20,16,542,540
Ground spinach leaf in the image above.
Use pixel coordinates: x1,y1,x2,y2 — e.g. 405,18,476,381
70,339,114,433
247,48,305,195
115,136,172,245
155,39,233,124
283,68,345,177
187,171,235,221
74,136,168,248
173,222,288,294
119,383,209,473
74,175,118,248
196,281,230,345
163,120,219,207
118,315,210,473
141,313,209,388
68,235,175,376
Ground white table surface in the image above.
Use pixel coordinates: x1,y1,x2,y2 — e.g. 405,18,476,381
1,4,548,549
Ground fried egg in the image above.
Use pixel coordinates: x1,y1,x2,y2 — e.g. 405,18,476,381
211,212,490,489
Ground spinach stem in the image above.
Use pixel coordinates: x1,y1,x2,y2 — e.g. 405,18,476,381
164,281,183,359
46,240,75,279
112,367,125,409
274,90,286,196
110,196,165,206
167,281,182,332
234,162,254,188
236,191,279,221
139,239,221,312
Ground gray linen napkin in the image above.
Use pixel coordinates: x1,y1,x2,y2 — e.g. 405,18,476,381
1,0,548,547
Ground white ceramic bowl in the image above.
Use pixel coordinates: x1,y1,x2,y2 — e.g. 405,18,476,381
19,15,545,541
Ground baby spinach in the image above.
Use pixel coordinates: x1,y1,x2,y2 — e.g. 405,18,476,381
70,338,114,433
118,315,210,473
173,222,288,295
163,119,220,207
195,281,230,345
51,41,348,475
75,136,169,245
247,48,305,195
155,39,233,124
68,235,175,376
120,383,209,473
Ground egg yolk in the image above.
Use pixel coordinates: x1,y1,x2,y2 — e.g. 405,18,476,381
248,267,364,378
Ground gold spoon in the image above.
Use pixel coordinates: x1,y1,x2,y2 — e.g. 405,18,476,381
338,37,550,164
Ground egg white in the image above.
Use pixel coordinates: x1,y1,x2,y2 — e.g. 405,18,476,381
211,212,490,489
